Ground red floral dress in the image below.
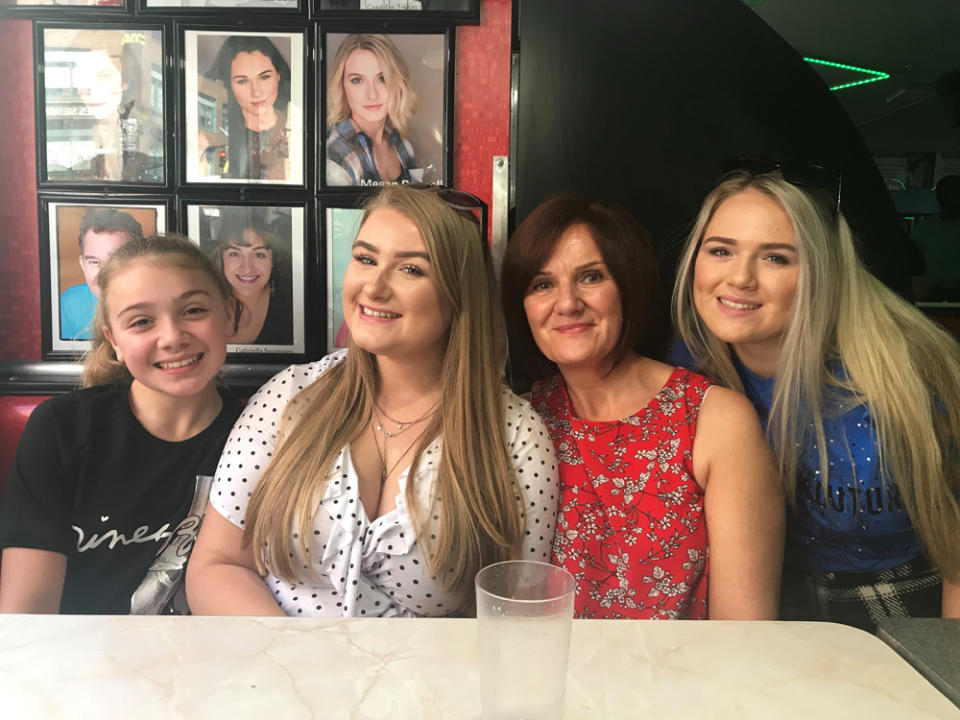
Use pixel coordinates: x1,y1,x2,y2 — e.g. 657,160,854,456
531,369,712,619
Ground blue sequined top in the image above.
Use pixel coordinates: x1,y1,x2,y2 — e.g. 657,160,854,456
668,343,923,571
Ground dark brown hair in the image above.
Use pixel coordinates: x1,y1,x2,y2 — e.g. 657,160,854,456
501,194,664,384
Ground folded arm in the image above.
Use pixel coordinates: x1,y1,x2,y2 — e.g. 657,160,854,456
185,505,284,617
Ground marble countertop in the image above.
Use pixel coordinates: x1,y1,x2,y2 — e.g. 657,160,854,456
0,616,957,719
877,618,960,708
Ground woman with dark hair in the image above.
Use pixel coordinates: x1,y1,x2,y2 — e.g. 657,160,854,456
203,35,291,181
211,214,293,345
501,194,784,620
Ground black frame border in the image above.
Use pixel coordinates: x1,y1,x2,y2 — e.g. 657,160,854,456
34,19,175,193
37,191,177,360
177,193,317,361
318,22,455,192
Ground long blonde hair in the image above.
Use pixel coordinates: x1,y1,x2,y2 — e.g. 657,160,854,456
244,185,524,606
326,34,417,136
81,234,235,388
673,171,960,578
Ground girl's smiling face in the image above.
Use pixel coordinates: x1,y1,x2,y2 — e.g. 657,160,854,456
342,207,451,362
693,189,800,370
102,259,232,399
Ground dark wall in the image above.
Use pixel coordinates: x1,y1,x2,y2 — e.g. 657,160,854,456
514,0,912,294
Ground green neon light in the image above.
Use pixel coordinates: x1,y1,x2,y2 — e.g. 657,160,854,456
803,56,890,91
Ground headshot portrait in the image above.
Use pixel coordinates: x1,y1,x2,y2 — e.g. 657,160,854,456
147,0,295,6
188,203,305,353
318,0,472,12
8,0,122,7
42,27,164,184
324,32,447,187
49,203,162,351
185,30,304,185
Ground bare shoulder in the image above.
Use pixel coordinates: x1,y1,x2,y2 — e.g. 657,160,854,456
692,383,769,488
699,384,763,431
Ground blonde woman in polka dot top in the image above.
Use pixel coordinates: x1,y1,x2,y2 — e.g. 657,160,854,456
186,185,559,617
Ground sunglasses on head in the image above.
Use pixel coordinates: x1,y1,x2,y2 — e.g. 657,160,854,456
408,183,489,251
721,156,843,215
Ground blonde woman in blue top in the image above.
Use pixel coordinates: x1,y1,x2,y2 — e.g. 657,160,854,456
672,168,960,630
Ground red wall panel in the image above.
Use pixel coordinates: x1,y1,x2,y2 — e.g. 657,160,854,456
453,0,512,210
0,19,41,362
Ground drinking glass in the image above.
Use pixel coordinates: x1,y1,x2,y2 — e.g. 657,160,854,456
475,560,576,720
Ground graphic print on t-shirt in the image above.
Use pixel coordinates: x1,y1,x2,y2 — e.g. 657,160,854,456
130,474,214,614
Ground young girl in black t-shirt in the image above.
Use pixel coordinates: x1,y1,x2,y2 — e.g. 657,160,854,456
0,235,242,614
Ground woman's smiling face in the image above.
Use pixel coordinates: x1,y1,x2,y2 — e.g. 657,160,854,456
341,207,451,362
692,188,800,370
522,224,623,372
222,228,273,299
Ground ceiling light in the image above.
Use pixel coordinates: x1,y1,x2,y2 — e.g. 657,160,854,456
803,57,890,91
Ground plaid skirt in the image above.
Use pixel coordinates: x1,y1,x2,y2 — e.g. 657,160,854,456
780,555,943,632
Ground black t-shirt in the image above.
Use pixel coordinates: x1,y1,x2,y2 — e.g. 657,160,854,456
0,382,242,614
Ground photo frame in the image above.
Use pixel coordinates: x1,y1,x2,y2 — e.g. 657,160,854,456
314,0,478,23
184,29,306,186
142,0,298,9
323,29,450,189
42,197,168,356
37,24,167,187
324,202,366,352
185,201,307,356
1,0,129,15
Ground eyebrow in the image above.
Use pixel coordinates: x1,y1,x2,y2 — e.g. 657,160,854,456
114,289,213,317
228,243,269,252
702,236,798,252
531,260,605,277
352,240,431,262
231,70,273,82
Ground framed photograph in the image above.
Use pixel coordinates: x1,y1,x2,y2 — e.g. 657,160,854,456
315,0,478,23
143,0,297,8
323,30,450,188
325,204,365,351
184,29,306,186
1,0,127,13
185,202,307,355
42,198,167,356
38,25,167,186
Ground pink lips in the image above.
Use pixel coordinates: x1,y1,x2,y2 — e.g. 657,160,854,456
359,303,400,322
715,296,762,317
364,104,383,111
553,323,594,334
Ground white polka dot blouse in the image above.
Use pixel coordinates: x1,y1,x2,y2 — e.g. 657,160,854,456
210,350,559,617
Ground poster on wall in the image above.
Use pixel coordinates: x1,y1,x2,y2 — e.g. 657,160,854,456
145,0,296,7
316,0,477,18
184,29,305,185
3,0,124,7
45,200,165,354
325,206,364,351
186,202,306,355
323,31,448,188
40,26,166,185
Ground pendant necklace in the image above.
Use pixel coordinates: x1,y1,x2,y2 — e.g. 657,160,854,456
373,400,439,486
